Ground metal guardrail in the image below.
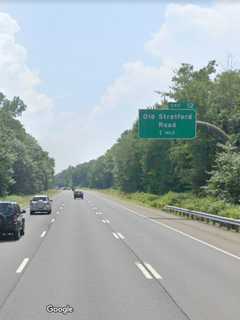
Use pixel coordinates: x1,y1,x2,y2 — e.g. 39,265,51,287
165,205,240,232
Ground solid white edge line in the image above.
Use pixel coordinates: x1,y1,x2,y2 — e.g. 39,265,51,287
112,232,119,239
40,231,47,238
16,258,29,274
50,218,55,223
93,193,240,262
117,232,125,240
135,262,153,279
151,220,240,261
105,219,110,224
102,220,106,223
144,263,162,279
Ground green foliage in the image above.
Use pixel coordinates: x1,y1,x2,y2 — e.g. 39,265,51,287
55,61,240,208
0,189,59,208
0,92,55,196
99,189,240,219
206,144,240,203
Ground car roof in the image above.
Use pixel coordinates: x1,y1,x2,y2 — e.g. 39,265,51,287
33,195,48,198
0,201,17,205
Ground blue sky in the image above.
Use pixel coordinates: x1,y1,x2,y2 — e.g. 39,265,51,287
4,2,166,110
0,0,239,172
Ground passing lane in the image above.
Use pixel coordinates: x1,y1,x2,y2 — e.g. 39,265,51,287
0,191,66,309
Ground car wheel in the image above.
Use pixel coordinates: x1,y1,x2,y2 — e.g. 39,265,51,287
20,227,25,236
48,210,51,214
13,229,21,240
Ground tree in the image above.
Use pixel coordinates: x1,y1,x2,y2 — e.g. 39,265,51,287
206,144,240,203
55,61,240,200
0,92,55,195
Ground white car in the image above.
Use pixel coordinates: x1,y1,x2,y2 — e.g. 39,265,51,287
30,195,52,215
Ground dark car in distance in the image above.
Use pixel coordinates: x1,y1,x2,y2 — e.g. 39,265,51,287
0,202,26,240
73,190,84,200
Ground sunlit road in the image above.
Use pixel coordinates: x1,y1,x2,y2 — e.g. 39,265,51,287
0,191,239,320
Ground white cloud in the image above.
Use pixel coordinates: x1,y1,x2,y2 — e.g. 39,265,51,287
92,61,172,116
80,2,240,173
2,2,240,172
145,3,240,69
0,12,53,114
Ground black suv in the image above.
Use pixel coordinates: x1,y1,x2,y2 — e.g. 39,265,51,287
0,202,26,240
73,190,84,200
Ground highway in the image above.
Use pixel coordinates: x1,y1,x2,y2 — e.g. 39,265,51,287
0,190,239,320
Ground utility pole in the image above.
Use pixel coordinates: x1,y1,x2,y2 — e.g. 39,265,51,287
197,120,230,144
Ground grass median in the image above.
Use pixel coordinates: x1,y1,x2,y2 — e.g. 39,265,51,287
0,189,61,208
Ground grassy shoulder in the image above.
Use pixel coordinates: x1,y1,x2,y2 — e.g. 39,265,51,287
94,189,240,220
0,189,61,208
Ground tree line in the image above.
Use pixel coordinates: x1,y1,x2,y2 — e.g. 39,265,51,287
55,61,240,203
0,93,55,195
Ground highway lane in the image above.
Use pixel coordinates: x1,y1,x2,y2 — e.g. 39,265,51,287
0,191,66,309
89,191,240,256
0,191,189,320
85,191,240,320
0,190,239,319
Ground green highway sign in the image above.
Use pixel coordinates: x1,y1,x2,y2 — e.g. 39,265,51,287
139,108,196,140
168,101,196,110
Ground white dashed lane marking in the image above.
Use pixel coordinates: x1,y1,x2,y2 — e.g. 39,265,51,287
135,262,162,280
112,232,119,239
144,263,162,279
40,231,47,238
117,232,125,240
135,262,152,279
16,258,29,274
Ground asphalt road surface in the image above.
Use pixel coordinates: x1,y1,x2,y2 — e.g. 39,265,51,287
0,190,239,320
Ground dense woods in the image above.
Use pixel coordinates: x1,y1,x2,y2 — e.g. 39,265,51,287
0,93,55,195
55,61,240,204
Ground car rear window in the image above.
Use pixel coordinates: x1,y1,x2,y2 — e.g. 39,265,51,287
32,197,48,201
0,203,14,215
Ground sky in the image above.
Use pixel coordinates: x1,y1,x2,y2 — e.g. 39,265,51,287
0,0,240,173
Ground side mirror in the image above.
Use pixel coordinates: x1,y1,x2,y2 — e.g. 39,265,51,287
21,209,26,214
50,199,53,202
